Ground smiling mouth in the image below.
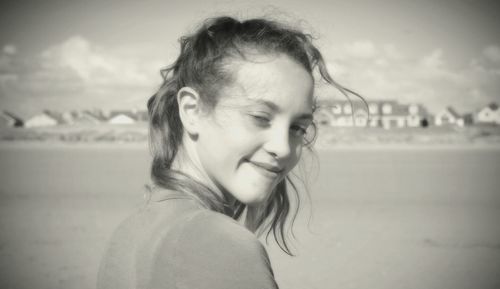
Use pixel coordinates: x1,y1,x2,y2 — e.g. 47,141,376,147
247,160,284,177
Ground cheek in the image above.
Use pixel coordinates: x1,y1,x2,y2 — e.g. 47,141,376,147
283,142,303,174
216,115,261,149
201,120,259,164
293,145,303,165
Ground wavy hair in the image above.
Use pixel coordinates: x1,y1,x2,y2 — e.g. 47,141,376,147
147,16,362,255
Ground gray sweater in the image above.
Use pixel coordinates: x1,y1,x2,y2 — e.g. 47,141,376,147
97,191,278,289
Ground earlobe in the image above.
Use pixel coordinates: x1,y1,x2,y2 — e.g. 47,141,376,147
177,87,201,135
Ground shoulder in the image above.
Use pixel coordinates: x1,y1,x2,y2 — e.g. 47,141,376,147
150,210,278,289
158,209,267,263
181,209,259,246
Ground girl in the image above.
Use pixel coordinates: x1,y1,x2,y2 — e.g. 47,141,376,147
98,16,349,289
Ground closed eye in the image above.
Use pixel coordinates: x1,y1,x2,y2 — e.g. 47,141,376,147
249,114,271,127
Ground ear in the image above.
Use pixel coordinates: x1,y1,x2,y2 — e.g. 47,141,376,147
177,87,202,135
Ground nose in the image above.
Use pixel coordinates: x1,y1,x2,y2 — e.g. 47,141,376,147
263,125,292,160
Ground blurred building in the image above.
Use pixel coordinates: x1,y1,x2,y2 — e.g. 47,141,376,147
475,103,499,125
314,100,430,129
24,111,62,128
108,111,137,125
0,111,23,127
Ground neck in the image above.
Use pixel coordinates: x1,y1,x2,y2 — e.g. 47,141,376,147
244,205,265,233
171,136,237,209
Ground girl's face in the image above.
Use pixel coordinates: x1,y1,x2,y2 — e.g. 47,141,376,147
196,54,314,206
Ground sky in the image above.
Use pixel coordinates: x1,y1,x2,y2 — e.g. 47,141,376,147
0,0,499,115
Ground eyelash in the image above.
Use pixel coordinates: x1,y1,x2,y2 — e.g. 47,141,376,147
291,125,308,136
249,114,271,127
249,114,308,137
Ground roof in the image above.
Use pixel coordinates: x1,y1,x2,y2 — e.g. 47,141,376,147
444,106,461,118
409,103,430,117
1,111,23,123
82,110,107,121
42,110,65,123
319,100,420,117
108,110,137,121
388,103,410,116
487,102,498,110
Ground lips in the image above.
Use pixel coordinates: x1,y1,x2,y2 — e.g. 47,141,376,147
247,160,284,177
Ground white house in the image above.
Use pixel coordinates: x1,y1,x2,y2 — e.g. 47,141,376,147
323,101,368,128
315,99,431,129
108,111,137,125
434,107,461,126
24,111,60,128
379,101,408,129
475,103,499,125
406,103,429,128
362,100,410,129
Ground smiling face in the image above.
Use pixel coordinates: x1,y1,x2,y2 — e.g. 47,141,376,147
194,54,314,206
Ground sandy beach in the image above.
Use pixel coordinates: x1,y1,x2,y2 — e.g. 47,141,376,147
0,143,499,289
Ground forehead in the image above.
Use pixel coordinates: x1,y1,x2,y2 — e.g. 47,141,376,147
218,54,314,113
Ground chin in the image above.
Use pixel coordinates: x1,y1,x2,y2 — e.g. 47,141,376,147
227,173,282,205
234,186,275,206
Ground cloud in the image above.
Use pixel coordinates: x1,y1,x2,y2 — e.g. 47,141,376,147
40,36,155,86
2,37,500,115
344,40,378,59
41,36,113,81
382,44,403,60
0,36,163,113
416,49,465,84
3,44,17,55
482,45,500,63
323,41,500,113
420,49,444,69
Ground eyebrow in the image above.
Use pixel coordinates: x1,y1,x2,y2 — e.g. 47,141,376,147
247,99,314,121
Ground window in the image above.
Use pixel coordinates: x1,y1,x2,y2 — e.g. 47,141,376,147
343,104,352,114
368,104,379,114
408,105,419,115
382,104,392,114
332,105,341,114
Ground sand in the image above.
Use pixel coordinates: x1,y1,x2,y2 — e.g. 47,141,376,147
0,144,499,289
